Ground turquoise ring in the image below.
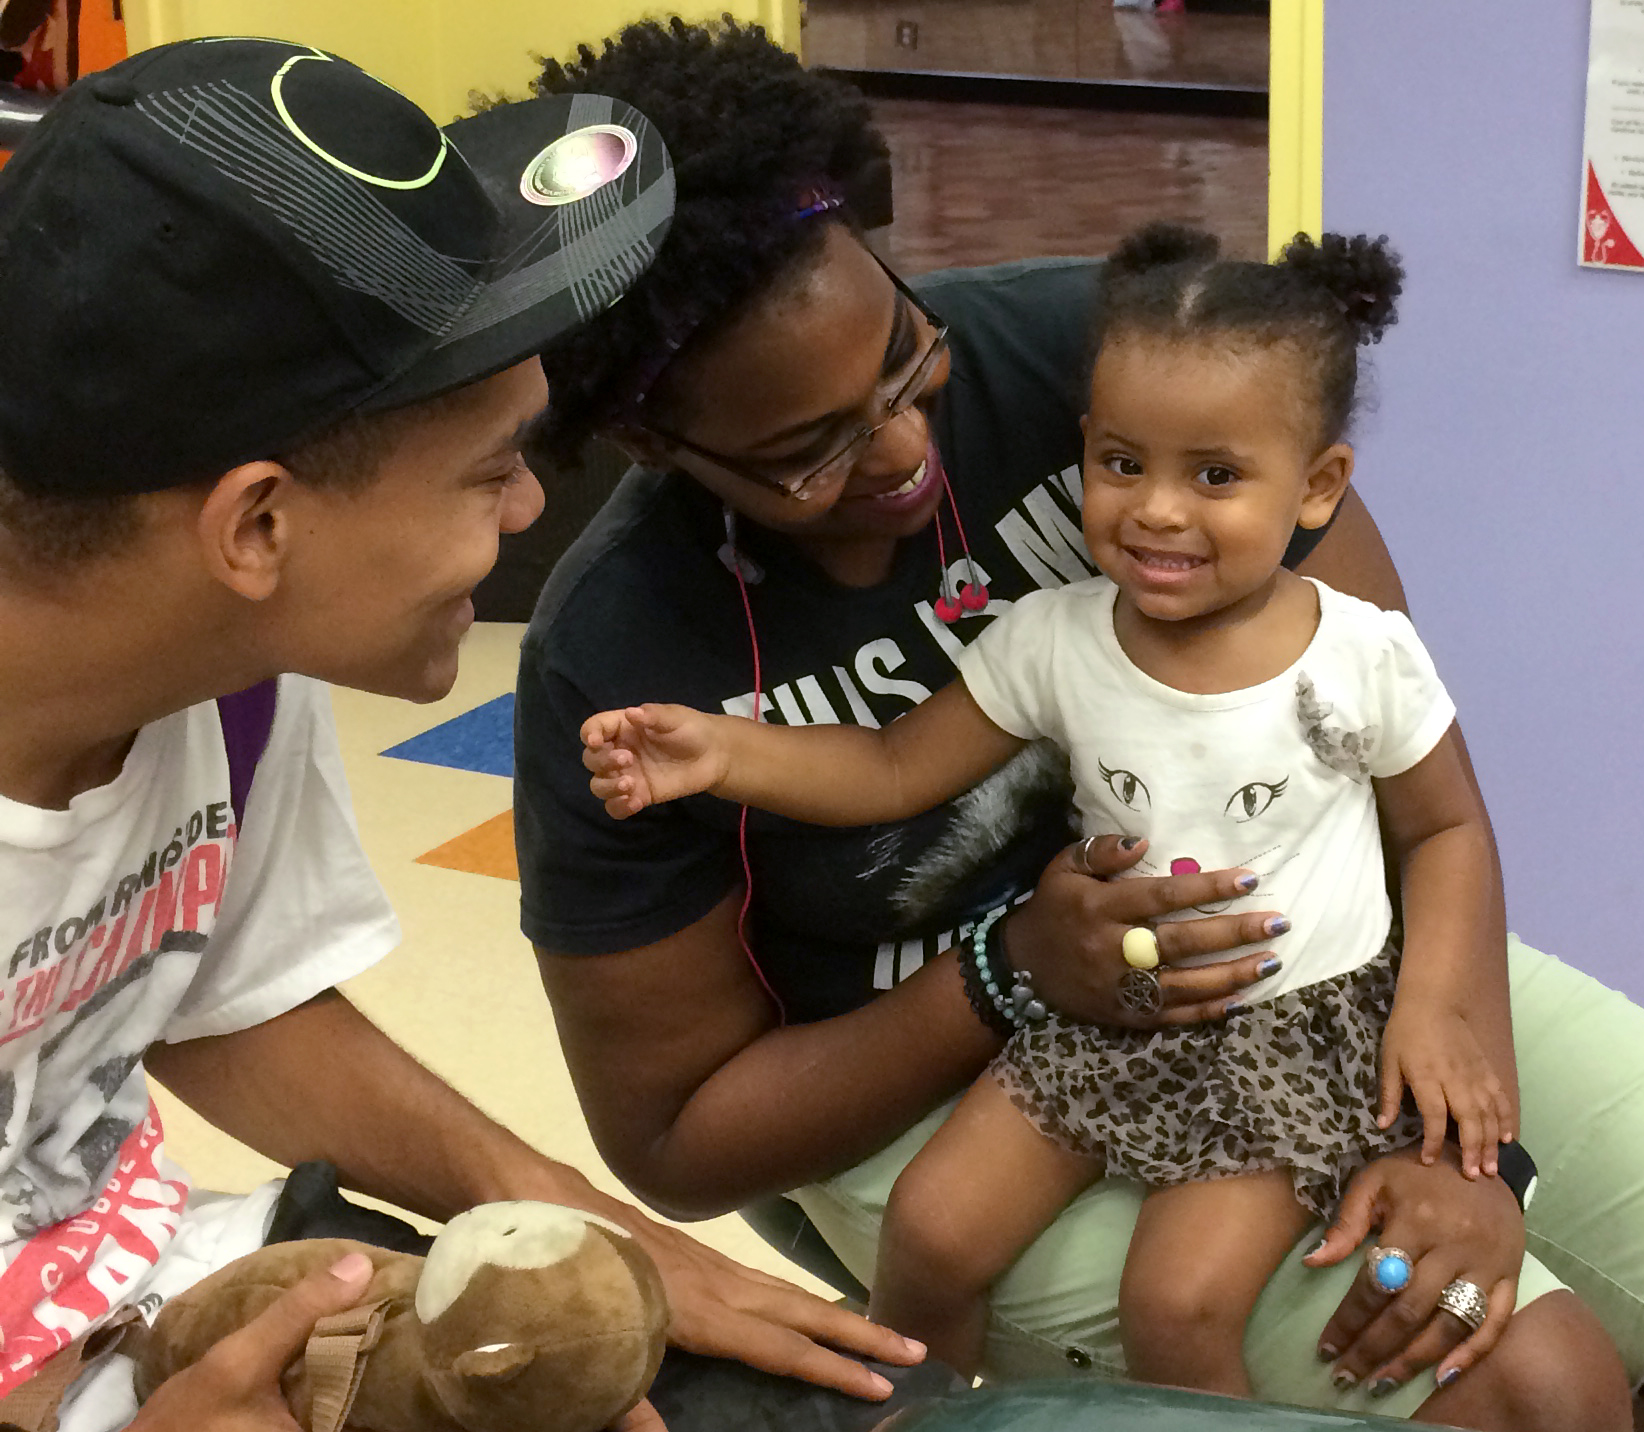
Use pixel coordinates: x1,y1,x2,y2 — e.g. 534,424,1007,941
1368,1246,1414,1295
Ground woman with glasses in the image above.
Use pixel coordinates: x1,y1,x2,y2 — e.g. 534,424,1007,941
512,18,1644,1427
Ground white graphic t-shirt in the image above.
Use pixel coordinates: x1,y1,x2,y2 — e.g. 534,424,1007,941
0,676,398,1388
960,577,1457,1001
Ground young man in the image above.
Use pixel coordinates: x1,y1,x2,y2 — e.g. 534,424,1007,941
0,37,924,1432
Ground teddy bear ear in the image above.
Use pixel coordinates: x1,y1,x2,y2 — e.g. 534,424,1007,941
452,1341,535,1383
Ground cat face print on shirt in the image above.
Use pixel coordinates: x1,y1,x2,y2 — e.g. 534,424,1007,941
1082,750,1303,916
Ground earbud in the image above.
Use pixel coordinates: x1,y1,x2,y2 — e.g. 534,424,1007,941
959,582,989,612
934,595,963,624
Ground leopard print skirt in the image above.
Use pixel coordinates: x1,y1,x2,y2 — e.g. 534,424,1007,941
991,943,1421,1219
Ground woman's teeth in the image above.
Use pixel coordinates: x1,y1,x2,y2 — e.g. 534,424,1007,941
886,461,927,498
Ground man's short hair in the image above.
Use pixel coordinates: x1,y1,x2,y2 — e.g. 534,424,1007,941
0,388,481,572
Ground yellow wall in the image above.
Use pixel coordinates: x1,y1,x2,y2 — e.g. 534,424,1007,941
1267,0,1324,255
123,0,801,123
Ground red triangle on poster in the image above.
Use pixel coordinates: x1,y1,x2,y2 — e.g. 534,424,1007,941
1584,163,1644,268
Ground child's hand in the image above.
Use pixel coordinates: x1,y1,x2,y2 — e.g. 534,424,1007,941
1378,1002,1515,1179
581,704,729,818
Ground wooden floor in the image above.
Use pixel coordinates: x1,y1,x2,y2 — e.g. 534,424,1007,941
868,98,1268,272
805,0,1267,87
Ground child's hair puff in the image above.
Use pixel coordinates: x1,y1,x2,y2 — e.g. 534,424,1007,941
1097,222,1405,447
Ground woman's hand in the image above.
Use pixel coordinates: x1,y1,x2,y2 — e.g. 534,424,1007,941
616,1208,925,1403
1305,1144,1523,1397
1378,1000,1515,1177
129,1253,376,1431
1003,835,1289,1027
582,704,730,818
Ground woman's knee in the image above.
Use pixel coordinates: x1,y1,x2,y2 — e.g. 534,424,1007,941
1418,1292,1631,1432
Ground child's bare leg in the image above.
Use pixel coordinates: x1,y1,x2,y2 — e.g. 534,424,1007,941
871,1075,1102,1377
1119,1170,1313,1397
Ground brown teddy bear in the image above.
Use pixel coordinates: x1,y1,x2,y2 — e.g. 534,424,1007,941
131,1201,668,1432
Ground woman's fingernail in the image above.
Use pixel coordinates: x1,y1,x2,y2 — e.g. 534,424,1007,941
903,1338,927,1356
328,1252,373,1283
1258,957,1283,978
1119,836,1142,850
1306,1239,1329,1259
1265,916,1291,937
1317,1343,1339,1362
870,1373,894,1397
1224,1001,1247,1016
1235,873,1260,892
1436,1366,1460,1389
1369,1378,1398,1398
1331,1369,1358,1391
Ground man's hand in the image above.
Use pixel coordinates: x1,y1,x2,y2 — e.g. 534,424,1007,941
582,704,731,818
1304,1146,1523,1396
619,1211,924,1402
1379,1000,1514,1177
129,1252,375,1431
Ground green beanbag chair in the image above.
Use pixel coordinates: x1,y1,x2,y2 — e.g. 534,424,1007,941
879,1379,1407,1430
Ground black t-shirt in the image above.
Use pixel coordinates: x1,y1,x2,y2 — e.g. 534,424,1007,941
515,257,1323,1023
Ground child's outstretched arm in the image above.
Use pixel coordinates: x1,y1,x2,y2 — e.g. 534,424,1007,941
1374,725,1518,1179
582,677,1027,825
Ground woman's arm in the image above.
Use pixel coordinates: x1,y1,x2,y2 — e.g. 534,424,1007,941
1375,730,1518,1173
538,842,1283,1220
585,680,1024,824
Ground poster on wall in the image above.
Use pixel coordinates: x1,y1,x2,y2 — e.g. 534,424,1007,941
1583,0,1644,269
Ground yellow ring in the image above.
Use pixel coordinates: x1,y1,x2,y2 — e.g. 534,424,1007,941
1121,926,1160,971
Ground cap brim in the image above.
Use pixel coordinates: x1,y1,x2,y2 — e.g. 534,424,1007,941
361,93,674,411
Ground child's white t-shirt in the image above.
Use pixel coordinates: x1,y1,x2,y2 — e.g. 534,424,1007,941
0,675,398,1385
959,577,1456,1001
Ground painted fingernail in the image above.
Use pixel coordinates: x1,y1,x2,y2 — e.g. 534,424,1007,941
1306,1239,1329,1259
1119,836,1142,850
1317,1343,1339,1362
870,1373,894,1396
1224,1001,1248,1017
1436,1367,1460,1389
329,1251,373,1283
1331,1369,1358,1391
1265,916,1291,936
1369,1378,1398,1398
1258,957,1283,978
1236,873,1260,892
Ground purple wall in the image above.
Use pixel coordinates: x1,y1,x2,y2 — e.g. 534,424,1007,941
1324,2,1644,997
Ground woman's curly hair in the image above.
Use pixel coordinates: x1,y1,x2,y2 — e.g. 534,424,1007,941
530,17,889,464
1099,221,1405,448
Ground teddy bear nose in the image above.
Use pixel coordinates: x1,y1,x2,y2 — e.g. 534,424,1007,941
1170,857,1201,876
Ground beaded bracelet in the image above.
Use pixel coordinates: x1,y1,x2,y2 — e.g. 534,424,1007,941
959,907,1049,1036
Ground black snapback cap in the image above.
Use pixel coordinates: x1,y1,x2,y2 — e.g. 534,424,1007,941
0,37,673,497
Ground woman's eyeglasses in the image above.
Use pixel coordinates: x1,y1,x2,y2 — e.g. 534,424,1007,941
646,261,948,500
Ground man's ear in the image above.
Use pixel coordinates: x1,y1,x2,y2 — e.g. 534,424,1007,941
195,461,293,601
602,425,671,471
1298,443,1355,530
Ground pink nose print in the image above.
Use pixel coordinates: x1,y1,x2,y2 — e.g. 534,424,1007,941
1170,857,1201,876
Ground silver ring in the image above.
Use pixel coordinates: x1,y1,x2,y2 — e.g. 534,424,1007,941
1118,967,1163,1016
1436,1278,1489,1333
1074,835,1099,876
1367,1246,1414,1295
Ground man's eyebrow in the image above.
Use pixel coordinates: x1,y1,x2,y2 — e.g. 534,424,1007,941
743,294,913,454
482,407,550,461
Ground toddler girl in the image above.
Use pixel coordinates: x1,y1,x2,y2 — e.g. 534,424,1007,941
580,225,1513,1397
